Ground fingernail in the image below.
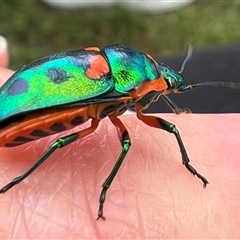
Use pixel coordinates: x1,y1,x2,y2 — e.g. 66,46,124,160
0,35,8,53
0,35,9,68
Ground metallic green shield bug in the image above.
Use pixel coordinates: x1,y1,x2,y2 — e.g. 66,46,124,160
0,44,239,219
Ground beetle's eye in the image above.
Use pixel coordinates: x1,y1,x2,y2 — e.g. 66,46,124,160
165,76,176,88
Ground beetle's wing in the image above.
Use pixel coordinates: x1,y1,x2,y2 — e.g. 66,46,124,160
0,49,115,120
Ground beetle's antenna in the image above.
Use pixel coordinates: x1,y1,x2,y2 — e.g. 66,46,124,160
179,44,193,74
177,81,240,93
191,82,240,89
176,44,240,92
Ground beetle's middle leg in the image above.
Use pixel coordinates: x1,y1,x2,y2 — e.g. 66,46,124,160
136,110,209,188
97,116,131,220
0,119,100,194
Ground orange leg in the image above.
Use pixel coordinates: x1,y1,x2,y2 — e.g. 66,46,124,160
136,110,208,187
0,119,99,194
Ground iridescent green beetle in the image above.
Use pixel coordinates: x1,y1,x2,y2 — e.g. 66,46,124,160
0,44,239,219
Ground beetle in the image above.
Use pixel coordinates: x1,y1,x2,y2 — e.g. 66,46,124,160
0,44,239,219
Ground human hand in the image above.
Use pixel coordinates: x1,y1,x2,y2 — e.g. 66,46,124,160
0,42,239,238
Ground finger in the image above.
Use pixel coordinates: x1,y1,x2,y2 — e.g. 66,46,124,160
0,114,239,238
0,36,9,68
0,67,14,85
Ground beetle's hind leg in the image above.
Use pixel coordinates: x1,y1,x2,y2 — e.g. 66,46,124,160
97,116,131,220
136,110,209,188
0,119,99,194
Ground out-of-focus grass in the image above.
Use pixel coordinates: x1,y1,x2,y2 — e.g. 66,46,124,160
0,0,240,69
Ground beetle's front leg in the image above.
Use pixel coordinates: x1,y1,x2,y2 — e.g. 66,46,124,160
161,95,191,114
136,110,209,188
97,116,131,220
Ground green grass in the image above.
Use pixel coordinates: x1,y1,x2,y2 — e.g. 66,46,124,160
1,0,240,69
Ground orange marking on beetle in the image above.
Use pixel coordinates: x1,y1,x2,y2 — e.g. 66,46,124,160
146,53,158,65
129,75,168,100
0,107,90,146
84,47,100,51
0,98,134,147
86,55,110,79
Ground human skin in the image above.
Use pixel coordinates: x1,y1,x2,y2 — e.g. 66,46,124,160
0,54,240,238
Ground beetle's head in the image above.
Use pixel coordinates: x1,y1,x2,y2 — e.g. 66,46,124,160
156,44,193,94
158,63,189,93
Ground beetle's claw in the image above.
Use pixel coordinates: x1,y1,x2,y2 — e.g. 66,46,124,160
96,215,106,221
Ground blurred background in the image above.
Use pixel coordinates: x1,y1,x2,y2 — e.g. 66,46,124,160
1,0,240,112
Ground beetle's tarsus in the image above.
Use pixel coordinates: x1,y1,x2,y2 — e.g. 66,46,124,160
0,182,15,193
0,175,25,193
96,211,106,221
97,187,107,221
185,163,209,187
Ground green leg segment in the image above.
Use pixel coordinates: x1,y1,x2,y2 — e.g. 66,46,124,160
0,133,79,194
137,110,209,188
97,116,131,220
